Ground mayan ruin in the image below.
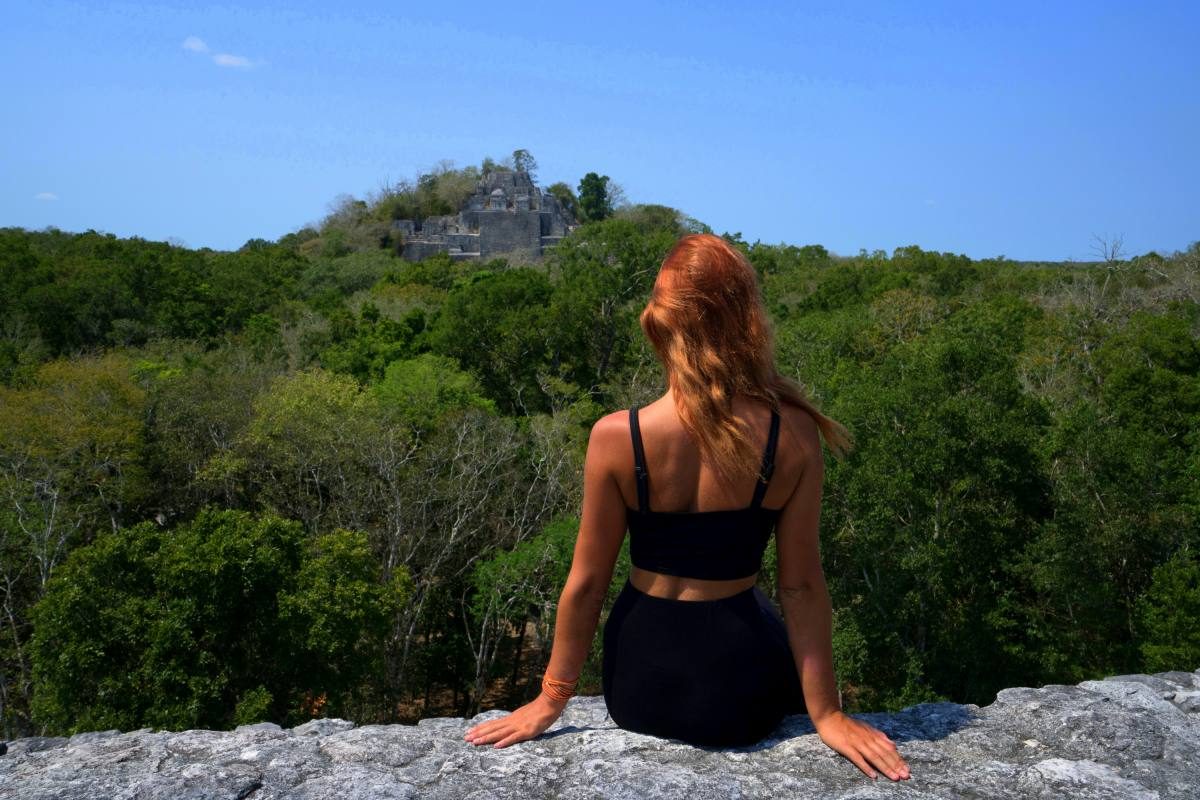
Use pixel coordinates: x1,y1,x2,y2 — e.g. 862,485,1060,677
392,169,578,261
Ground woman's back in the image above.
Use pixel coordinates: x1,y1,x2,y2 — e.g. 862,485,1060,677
615,391,817,602
618,393,803,512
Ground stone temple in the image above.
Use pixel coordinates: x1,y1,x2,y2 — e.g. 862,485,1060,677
393,169,578,261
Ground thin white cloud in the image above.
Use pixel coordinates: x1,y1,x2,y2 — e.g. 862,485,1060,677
212,52,252,68
34,192,58,201
183,36,260,68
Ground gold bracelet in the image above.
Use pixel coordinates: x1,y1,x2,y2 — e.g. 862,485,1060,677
541,672,578,703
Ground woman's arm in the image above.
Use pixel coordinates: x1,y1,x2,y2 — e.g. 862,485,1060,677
776,410,910,781
465,414,627,749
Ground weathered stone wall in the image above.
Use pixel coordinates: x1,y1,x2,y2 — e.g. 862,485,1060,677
3,669,1198,799
478,210,544,259
482,170,540,208
445,233,479,252
399,240,451,261
540,195,570,236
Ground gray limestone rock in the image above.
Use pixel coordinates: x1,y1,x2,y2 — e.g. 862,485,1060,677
2,669,1197,799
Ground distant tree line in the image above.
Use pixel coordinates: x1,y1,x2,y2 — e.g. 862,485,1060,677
0,178,1197,741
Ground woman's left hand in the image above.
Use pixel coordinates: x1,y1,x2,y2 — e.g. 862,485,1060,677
813,710,910,781
463,694,566,749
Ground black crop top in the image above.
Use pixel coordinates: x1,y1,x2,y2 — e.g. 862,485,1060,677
626,404,783,581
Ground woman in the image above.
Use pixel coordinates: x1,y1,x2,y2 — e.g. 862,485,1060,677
463,234,910,782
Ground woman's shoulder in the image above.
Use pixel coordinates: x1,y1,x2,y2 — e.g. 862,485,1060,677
585,410,643,460
776,399,823,461
587,408,636,450
583,409,640,485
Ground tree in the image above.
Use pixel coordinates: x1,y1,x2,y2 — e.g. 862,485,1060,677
465,516,578,713
1012,309,1200,681
465,512,633,715
605,179,629,211
1090,232,1126,264
544,218,676,392
321,194,370,233
511,149,538,182
821,303,1053,710
426,268,554,415
373,353,496,433
577,172,613,222
134,339,287,526
201,367,413,534
0,352,152,736
546,182,579,221
482,155,514,174
317,300,425,384
29,507,408,734
1137,549,1200,672
613,203,685,234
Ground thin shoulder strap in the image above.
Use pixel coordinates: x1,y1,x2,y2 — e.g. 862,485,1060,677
629,405,650,513
750,409,781,509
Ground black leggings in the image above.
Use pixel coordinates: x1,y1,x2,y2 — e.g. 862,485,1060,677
601,576,807,748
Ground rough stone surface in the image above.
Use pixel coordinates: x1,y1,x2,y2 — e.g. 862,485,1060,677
2,669,1197,799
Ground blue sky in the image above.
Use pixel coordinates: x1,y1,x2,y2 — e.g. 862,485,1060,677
3,0,1196,260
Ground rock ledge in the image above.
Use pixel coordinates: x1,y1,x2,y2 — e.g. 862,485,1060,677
2,670,1198,799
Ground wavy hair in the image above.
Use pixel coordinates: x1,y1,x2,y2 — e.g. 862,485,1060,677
639,233,853,487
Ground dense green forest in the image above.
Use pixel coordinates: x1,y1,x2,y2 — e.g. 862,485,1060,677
1,156,1198,740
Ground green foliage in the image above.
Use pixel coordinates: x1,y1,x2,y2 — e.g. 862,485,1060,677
470,516,578,626
1011,308,1200,681
277,226,319,251
612,203,687,235
469,516,630,695
317,300,426,384
242,313,286,361
310,159,495,256
1137,549,1200,672
374,353,497,431
543,219,676,394
546,182,579,220
577,172,613,222
379,251,479,291
750,242,833,280
0,228,305,355
426,268,554,414
1017,408,1172,678
233,686,274,726
511,149,538,181
1092,311,1200,437
29,507,407,735
801,261,909,313
279,520,412,674
319,228,352,257
0,353,151,560
129,339,290,525
202,368,410,531
207,245,307,331
822,309,1053,709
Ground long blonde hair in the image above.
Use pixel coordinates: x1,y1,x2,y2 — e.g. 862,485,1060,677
639,233,853,486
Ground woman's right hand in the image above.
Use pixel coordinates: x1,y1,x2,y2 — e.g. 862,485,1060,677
813,710,910,781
